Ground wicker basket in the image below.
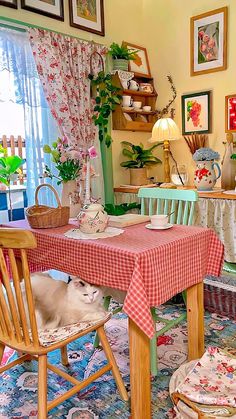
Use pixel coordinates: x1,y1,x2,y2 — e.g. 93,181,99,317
204,275,236,319
25,184,69,229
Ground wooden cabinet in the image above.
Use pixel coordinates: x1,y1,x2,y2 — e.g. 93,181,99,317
112,72,158,132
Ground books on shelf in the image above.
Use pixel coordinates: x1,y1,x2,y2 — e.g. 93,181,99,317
108,214,150,228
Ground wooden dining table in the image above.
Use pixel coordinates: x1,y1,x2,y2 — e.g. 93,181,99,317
1,219,224,419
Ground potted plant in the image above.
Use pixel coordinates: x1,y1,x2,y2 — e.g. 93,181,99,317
109,42,139,71
0,145,25,221
193,147,221,191
120,141,162,186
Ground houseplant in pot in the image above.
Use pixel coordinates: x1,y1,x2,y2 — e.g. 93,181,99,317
120,141,162,186
109,42,139,71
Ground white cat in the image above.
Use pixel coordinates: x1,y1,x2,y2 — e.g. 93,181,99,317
24,272,107,330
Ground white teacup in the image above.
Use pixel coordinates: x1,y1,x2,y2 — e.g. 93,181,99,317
150,214,168,227
133,101,142,109
143,105,151,112
122,95,133,107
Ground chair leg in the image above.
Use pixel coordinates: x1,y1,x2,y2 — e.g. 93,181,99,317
60,346,69,366
97,326,129,402
0,343,5,365
150,307,158,377
94,296,112,348
38,354,48,419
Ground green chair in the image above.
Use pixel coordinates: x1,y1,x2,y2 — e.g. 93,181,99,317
95,188,198,376
138,187,198,376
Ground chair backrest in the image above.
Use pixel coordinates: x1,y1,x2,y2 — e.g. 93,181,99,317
0,229,39,349
138,188,198,225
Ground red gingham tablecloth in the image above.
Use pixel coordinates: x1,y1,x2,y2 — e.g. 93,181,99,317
1,220,224,338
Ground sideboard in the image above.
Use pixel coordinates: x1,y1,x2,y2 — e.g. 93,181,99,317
114,186,236,263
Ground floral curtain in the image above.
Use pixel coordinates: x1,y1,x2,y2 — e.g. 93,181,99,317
28,28,107,201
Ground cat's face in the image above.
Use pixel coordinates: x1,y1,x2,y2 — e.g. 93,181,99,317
69,277,103,304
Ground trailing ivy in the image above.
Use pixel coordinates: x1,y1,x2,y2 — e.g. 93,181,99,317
89,71,122,147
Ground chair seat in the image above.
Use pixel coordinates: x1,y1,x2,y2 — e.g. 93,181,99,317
34,313,111,347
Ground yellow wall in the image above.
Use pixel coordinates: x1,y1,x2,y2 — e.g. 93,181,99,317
143,0,235,186
1,0,234,187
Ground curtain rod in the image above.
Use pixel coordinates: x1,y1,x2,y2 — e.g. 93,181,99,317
0,16,104,46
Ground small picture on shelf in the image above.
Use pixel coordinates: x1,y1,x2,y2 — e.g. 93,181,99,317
123,42,151,78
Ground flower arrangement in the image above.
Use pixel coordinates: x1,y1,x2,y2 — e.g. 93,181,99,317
193,147,220,161
43,138,83,184
187,100,201,127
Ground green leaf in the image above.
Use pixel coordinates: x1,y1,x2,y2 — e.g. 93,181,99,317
0,176,8,185
43,144,52,153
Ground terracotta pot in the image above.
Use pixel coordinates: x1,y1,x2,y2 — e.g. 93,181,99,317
61,180,81,218
130,168,147,186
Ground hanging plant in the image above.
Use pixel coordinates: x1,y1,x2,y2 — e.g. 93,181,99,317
89,71,122,147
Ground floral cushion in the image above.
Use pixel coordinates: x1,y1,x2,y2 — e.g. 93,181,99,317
175,347,236,408
33,313,111,347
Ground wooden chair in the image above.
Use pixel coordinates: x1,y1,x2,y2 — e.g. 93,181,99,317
138,187,198,376
0,229,128,418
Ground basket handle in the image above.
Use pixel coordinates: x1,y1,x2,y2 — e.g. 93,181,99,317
35,184,62,208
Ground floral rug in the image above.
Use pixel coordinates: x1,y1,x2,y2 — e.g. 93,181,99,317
0,304,235,419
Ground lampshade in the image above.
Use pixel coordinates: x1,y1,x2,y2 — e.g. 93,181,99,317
149,117,180,143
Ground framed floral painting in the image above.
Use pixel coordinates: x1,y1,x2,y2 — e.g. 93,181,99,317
190,7,227,76
69,0,105,37
225,95,236,133
21,0,64,21
182,91,211,135
0,0,17,8
123,42,151,78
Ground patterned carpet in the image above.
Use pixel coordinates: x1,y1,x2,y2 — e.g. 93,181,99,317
0,304,235,419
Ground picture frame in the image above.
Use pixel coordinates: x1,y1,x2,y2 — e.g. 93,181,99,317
21,0,64,21
123,42,151,78
0,0,17,8
190,7,227,76
181,91,211,135
69,0,105,37
225,95,236,133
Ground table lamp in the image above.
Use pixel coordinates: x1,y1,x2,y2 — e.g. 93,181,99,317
149,117,181,183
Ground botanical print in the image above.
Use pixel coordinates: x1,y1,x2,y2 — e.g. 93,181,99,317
227,96,236,131
187,99,202,128
77,0,97,22
183,94,209,133
198,21,219,63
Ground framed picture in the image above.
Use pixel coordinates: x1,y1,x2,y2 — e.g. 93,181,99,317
123,42,151,78
182,91,211,135
69,0,105,37
0,0,17,8
190,7,227,76
21,0,64,21
225,95,236,133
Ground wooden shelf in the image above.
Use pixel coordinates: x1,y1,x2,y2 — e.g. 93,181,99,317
112,72,158,132
122,89,157,97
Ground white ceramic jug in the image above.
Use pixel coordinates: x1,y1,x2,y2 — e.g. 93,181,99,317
77,203,108,234
128,80,139,91
194,160,221,191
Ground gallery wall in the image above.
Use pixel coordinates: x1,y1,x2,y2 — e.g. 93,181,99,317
1,0,234,187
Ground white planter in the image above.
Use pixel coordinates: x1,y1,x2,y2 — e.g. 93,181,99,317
112,58,129,71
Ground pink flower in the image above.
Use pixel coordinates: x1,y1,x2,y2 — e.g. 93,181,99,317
88,145,98,159
206,52,213,61
60,155,67,163
201,44,207,53
198,30,205,39
208,346,218,355
208,38,215,48
203,34,210,43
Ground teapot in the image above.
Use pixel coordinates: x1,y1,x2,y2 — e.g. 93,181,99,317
77,203,108,234
128,80,139,91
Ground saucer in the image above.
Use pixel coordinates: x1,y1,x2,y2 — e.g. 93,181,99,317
122,106,134,111
145,223,173,230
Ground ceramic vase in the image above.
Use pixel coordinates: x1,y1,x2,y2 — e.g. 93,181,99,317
61,180,81,218
194,160,221,191
77,203,108,234
112,58,129,71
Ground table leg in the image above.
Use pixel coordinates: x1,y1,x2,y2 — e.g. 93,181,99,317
129,318,151,419
186,281,205,360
